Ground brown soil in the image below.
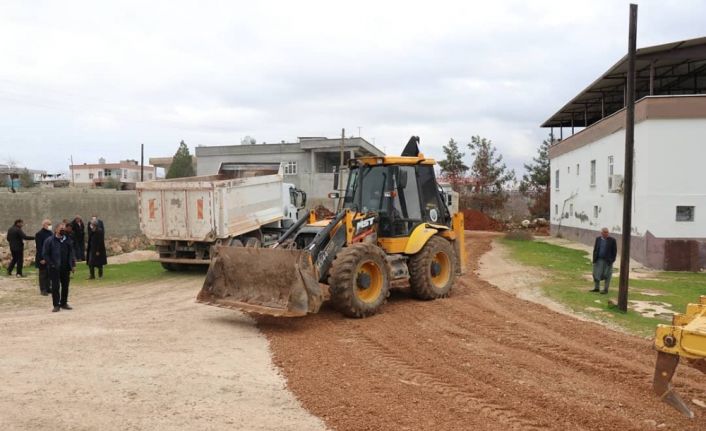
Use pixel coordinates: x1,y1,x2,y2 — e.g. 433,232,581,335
258,231,706,431
462,208,504,231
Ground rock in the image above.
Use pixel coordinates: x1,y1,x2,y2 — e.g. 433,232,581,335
693,398,706,408
521,220,531,228
643,419,657,428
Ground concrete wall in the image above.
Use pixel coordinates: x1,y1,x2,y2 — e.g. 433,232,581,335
0,189,139,237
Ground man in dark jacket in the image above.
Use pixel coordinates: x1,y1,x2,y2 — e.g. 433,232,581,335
42,223,76,312
7,219,34,277
70,216,86,261
34,219,54,295
87,220,107,279
591,227,618,294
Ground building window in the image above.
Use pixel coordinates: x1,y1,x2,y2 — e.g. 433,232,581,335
148,173,153,180
104,169,111,177
555,204,559,216
576,163,580,176
593,205,599,218
676,206,695,222
89,173,94,179
123,169,127,179
569,203,574,216
607,156,614,189
590,160,596,186
555,169,560,190
98,171,103,178
283,161,297,175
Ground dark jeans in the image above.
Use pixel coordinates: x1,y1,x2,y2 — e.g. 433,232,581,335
49,267,70,307
8,249,23,275
74,240,85,261
38,265,51,294
89,265,103,278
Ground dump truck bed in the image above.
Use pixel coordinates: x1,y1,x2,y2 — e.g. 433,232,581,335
136,163,286,243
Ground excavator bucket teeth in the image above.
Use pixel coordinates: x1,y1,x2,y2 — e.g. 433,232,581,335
196,246,324,317
653,351,694,419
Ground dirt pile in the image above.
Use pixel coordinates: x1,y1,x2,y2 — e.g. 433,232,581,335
462,208,505,231
258,232,706,431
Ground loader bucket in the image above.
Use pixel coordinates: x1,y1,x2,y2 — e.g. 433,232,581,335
196,246,324,317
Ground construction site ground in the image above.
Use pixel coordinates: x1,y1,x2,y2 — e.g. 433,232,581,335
1,231,705,430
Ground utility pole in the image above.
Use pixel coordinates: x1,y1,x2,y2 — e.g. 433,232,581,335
337,128,345,211
69,155,75,187
618,3,638,312
140,143,144,182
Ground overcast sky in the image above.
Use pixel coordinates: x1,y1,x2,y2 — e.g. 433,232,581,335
1,0,705,175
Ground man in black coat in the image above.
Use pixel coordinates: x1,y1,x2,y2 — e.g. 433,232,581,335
34,219,54,295
42,223,75,312
591,227,618,294
87,220,107,279
7,219,34,277
70,216,86,261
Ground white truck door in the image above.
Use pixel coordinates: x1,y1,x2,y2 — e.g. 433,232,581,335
164,190,189,238
139,190,165,238
187,189,213,240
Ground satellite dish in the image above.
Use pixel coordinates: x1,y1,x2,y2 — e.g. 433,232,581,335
241,136,257,145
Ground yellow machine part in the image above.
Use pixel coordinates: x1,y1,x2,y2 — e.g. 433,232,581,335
653,296,706,419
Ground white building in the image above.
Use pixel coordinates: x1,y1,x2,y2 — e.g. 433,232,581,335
70,158,156,189
543,37,706,271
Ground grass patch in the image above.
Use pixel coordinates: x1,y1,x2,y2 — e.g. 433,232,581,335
501,237,706,336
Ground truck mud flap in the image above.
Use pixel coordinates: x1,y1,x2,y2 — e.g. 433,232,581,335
196,246,324,317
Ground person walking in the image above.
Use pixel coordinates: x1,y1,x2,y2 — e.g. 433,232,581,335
7,219,35,277
591,227,618,294
34,219,53,295
70,216,86,261
86,220,107,279
42,223,75,312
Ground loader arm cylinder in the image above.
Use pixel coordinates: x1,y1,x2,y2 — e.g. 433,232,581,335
273,212,310,248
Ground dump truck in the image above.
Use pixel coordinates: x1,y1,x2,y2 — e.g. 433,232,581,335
653,296,706,418
197,140,466,318
137,162,306,271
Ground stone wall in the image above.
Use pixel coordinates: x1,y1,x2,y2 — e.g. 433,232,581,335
0,188,140,237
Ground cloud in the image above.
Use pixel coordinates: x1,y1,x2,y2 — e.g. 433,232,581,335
0,0,705,174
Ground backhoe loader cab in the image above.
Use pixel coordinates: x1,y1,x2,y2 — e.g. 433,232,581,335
197,151,466,318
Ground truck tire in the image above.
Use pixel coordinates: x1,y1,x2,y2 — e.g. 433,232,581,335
244,237,261,248
328,243,390,318
408,236,457,300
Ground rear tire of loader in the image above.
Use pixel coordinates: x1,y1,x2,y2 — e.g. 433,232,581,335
328,243,390,318
409,236,457,300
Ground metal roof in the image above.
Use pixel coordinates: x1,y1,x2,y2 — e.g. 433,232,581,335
542,36,706,128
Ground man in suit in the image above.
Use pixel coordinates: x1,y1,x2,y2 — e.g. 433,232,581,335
42,223,76,312
7,219,34,277
34,219,54,295
591,227,618,294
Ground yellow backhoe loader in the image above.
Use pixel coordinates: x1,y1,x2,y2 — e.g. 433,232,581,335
653,296,706,418
197,141,465,318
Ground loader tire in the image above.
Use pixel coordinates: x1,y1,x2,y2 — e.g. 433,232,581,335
409,235,457,300
328,243,390,318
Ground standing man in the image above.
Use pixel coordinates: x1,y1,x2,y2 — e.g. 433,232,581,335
70,216,86,261
7,219,34,277
86,220,107,279
34,219,53,295
42,223,75,312
591,227,618,294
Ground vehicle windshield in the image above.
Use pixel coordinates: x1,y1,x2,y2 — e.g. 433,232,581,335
344,165,389,213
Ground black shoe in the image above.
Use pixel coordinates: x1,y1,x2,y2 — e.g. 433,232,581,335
600,290,608,295
87,276,95,280
589,289,600,293
16,274,25,278
60,304,73,310
52,306,60,312
40,291,49,296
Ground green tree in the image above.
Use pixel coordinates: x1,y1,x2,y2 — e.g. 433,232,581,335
467,135,515,213
438,138,469,192
102,176,122,190
519,137,551,218
19,168,36,188
167,140,195,179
